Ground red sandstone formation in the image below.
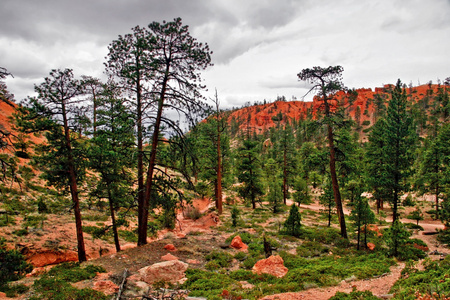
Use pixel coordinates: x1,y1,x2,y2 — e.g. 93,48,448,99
252,255,288,278
164,244,177,251
225,84,448,134
230,235,248,251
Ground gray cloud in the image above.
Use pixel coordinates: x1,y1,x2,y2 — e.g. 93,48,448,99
1,0,449,106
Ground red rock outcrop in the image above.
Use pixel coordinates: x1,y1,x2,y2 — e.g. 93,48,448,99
164,244,177,251
225,84,449,136
230,235,248,251
367,243,376,251
27,250,78,267
161,253,179,261
93,280,119,295
252,255,288,278
136,260,188,284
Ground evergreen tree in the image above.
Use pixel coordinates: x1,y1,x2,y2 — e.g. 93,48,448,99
264,158,282,213
298,66,348,238
319,180,335,227
365,118,389,213
277,122,297,204
191,110,231,214
436,123,450,226
292,176,311,206
88,86,135,252
283,204,302,237
349,185,375,250
383,80,417,223
16,69,88,262
237,139,263,209
107,18,212,245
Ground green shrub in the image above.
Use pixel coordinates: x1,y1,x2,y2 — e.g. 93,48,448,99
297,241,329,257
119,229,138,242
0,283,29,297
205,250,233,269
83,225,108,239
185,206,202,220
182,269,237,299
302,226,342,245
437,228,450,245
241,256,260,269
390,256,450,299
329,289,380,300
234,251,247,261
13,228,28,236
0,238,33,286
402,195,415,207
231,206,240,227
45,262,105,283
404,223,424,231
30,277,108,300
225,231,253,244
384,220,426,260
282,205,302,237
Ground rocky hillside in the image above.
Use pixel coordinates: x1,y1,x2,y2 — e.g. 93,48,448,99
226,84,448,134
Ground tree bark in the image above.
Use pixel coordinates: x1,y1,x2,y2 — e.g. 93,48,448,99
107,185,121,252
216,127,223,214
328,123,348,238
62,101,87,262
141,68,169,245
136,73,147,246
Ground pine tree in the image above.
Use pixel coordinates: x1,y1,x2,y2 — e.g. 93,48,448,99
277,122,297,204
319,180,335,227
349,185,375,250
298,66,348,238
383,80,417,223
366,118,389,213
88,85,135,252
237,139,263,209
283,204,302,237
16,69,88,262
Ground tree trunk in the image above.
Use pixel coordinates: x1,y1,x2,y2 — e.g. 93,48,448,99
357,223,360,250
141,68,170,245
327,123,348,238
216,114,223,214
62,101,86,262
107,185,121,252
136,74,146,246
435,183,440,219
283,150,287,205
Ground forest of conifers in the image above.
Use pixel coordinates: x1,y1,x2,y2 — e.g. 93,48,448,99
0,17,450,299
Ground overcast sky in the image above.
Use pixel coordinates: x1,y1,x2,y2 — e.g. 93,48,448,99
1,0,450,108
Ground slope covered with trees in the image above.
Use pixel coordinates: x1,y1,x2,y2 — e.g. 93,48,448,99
1,16,450,299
